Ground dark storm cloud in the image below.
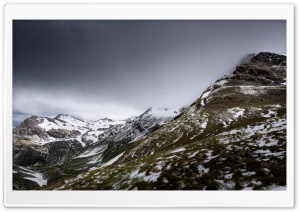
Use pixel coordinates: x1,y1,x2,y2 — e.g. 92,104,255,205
13,20,286,120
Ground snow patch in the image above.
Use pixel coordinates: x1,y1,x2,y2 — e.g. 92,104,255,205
197,165,209,176
242,171,256,176
267,184,286,190
240,86,266,96
19,167,47,187
215,80,228,86
227,107,245,119
261,109,277,118
170,147,186,153
101,152,124,167
144,172,161,182
173,133,183,143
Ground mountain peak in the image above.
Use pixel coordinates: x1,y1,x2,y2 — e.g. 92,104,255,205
54,114,70,119
250,52,286,66
95,118,115,123
54,114,85,122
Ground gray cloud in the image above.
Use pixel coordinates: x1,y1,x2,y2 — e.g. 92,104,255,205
13,20,286,120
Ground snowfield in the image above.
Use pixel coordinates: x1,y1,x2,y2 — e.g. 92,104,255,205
34,114,126,146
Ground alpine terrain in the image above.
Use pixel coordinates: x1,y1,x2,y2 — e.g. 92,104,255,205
13,52,287,190
13,108,181,189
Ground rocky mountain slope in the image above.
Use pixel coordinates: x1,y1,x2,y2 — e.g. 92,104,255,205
42,52,287,190
13,115,125,166
13,108,181,189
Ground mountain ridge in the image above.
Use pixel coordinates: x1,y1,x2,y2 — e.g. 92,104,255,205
13,52,287,190
13,107,182,189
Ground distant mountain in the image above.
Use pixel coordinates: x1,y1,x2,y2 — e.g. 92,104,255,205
90,107,181,163
43,52,287,191
13,114,124,145
13,108,181,190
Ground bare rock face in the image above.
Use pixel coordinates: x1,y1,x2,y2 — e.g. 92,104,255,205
250,52,286,65
47,129,81,139
13,116,48,140
233,52,286,85
13,139,85,166
12,115,87,167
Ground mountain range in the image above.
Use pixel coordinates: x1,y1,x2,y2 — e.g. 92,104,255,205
13,52,287,190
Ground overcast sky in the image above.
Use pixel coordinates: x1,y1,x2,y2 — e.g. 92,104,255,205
13,20,286,121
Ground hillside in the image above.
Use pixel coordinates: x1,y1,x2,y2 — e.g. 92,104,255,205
13,107,180,189
13,52,287,190
42,52,287,190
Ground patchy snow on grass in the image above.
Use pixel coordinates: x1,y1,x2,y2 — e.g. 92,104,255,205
130,169,162,182
170,147,186,153
169,125,179,132
197,165,209,176
224,173,233,179
130,170,140,178
155,161,165,171
242,187,254,191
218,116,286,146
144,172,161,182
240,86,263,95
227,107,245,119
173,133,183,143
250,180,262,187
256,137,279,147
215,180,236,190
216,108,244,128
262,168,270,174
261,109,277,118
267,184,286,190
89,167,100,171
204,150,219,162
200,119,208,129
242,171,256,177
189,150,200,158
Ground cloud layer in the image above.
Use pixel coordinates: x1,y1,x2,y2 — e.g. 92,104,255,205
13,20,286,120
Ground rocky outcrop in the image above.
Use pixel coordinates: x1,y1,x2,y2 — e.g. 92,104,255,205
47,129,81,139
13,139,84,166
233,52,286,85
13,116,48,140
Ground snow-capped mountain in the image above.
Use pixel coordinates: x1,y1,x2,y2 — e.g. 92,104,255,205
99,107,180,143
43,52,287,191
13,114,125,146
13,52,287,191
13,108,182,189
89,107,181,163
